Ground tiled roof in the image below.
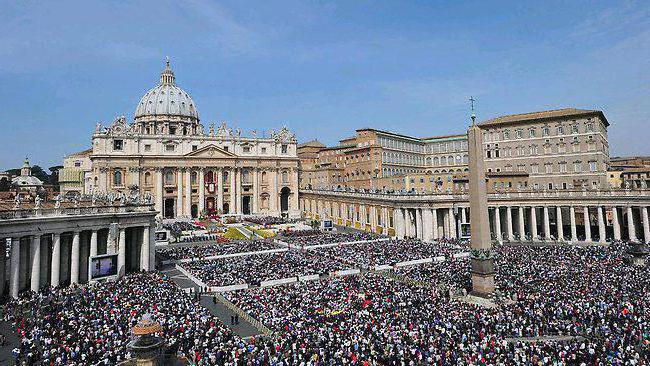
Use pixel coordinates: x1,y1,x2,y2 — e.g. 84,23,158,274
480,108,608,127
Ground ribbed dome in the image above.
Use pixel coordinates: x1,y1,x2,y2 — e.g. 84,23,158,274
134,59,199,122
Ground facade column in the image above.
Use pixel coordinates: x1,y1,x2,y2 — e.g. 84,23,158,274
518,206,525,241
583,206,592,242
505,206,514,241
556,206,564,241
217,168,224,212
236,168,242,214
530,206,538,240
461,207,467,223
543,206,551,240
30,235,41,292
51,233,61,287
252,168,259,214
422,208,432,241
611,206,621,241
155,168,163,215
432,208,439,240
494,207,502,242
185,168,192,217
176,169,183,218
198,168,205,215
230,168,237,214
141,225,150,271
118,228,126,277
570,206,578,242
70,231,80,284
597,206,607,243
627,206,637,241
10,237,21,298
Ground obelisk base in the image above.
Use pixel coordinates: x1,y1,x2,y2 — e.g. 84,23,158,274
470,257,495,298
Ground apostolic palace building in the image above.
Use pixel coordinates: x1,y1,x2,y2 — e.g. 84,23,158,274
60,60,300,219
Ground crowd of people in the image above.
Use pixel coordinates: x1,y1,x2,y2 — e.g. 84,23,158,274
280,231,384,247
224,242,649,364
244,216,287,226
310,237,468,268
181,250,349,287
2,272,245,365
174,233,227,244
158,240,281,261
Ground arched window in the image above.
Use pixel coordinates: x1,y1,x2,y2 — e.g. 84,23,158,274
113,169,123,186
261,171,267,183
205,171,214,183
282,171,289,183
144,172,152,185
191,171,198,185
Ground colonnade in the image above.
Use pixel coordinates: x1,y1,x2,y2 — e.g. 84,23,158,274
1,224,153,298
301,195,650,244
487,205,650,243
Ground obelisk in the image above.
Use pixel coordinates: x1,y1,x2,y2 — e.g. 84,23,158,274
467,97,495,297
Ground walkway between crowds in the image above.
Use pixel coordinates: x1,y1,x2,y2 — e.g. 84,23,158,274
160,264,263,338
0,320,20,365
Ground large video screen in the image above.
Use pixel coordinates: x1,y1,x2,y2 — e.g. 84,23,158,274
322,220,333,228
90,255,118,280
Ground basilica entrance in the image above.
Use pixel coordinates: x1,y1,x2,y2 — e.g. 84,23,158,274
191,204,198,219
242,196,251,215
223,203,230,214
164,198,175,218
280,187,291,213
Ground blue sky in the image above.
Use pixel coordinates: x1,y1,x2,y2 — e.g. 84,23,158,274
1,0,649,170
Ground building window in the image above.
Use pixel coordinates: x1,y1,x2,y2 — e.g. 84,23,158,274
503,130,510,139
589,161,597,172
192,145,198,151
586,123,594,132
542,126,549,136
243,146,250,153
169,126,177,135
531,164,539,174
282,171,289,183
165,171,174,185
261,147,267,154
74,161,81,167
144,172,151,185
529,129,536,138
144,144,151,152
545,164,553,174
559,162,567,173
224,146,229,152
574,162,582,172
281,144,288,154
165,144,175,152
572,124,579,134
557,126,564,135
516,130,523,139
113,140,124,151
113,170,123,186
191,171,198,184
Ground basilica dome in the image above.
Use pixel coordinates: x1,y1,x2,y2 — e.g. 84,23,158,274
134,59,199,123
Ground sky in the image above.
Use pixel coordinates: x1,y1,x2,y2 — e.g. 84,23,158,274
1,0,649,170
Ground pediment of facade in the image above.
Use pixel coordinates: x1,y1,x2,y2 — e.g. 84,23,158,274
184,144,237,158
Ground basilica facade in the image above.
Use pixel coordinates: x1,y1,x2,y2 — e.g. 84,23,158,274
61,60,300,218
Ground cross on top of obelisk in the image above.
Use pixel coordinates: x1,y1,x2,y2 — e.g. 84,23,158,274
469,96,477,125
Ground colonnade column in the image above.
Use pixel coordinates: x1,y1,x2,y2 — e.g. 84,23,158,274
30,235,41,292
597,206,606,243
642,206,650,244
518,207,525,240
155,168,163,215
10,237,20,298
432,208,439,240
556,206,564,241
51,233,61,287
70,231,80,284
0,240,5,298
611,206,621,241
118,228,126,277
198,168,205,215
506,206,514,241
217,168,224,212
448,208,456,239
543,206,551,240
627,206,637,242
90,230,98,258
422,208,432,241
461,207,467,224
569,206,578,242
530,207,538,240
494,207,502,242
416,208,423,239
583,206,592,242
176,168,183,218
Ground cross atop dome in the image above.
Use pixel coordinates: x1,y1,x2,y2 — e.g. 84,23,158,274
160,57,176,85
